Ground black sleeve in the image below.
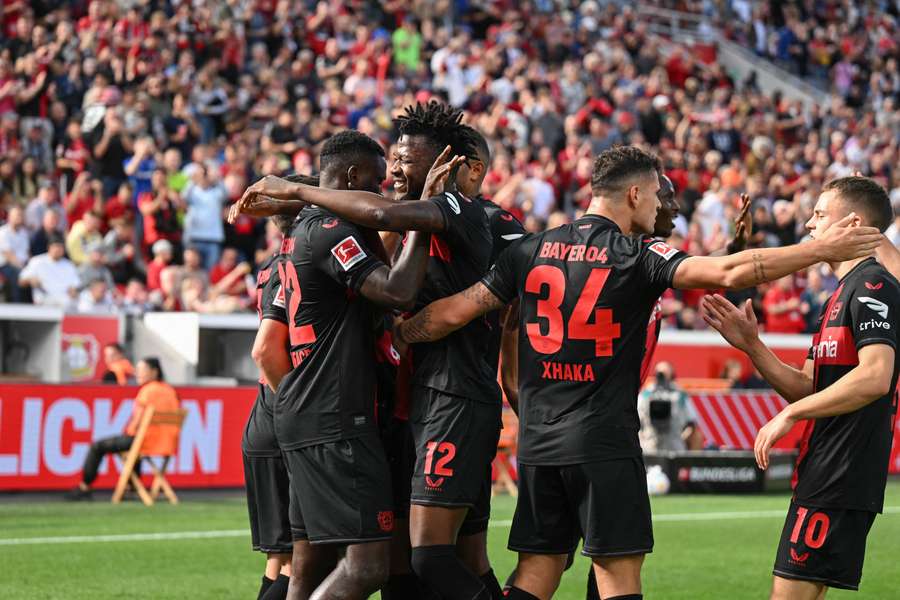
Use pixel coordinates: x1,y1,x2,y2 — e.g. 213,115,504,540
427,191,481,247
481,235,530,304
261,261,288,324
849,277,899,351
490,208,527,260
309,218,384,292
636,237,690,296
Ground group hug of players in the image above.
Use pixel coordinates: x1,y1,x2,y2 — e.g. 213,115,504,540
230,101,900,600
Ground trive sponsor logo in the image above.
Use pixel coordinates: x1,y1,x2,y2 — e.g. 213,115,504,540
859,319,891,331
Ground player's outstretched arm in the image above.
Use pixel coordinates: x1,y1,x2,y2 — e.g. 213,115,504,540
395,282,506,351
499,300,520,415
754,344,895,469
251,319,292,392
233,147,465,233
672,214,882,290
358,230,431,310
701,294,814,402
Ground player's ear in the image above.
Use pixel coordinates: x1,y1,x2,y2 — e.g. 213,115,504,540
346,165,358,190
626,184,640,208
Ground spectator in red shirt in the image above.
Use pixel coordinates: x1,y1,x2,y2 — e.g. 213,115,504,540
146,239,173,292
762,275,806,334
63,172,99,226
208,246,250,297
138,169,182,258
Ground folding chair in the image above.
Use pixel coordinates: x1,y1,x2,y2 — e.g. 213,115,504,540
492,404,519,497
112,406,187,506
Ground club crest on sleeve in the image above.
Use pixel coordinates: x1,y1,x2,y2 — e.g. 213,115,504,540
323,218,340,229
865,281,883,291
649,241,678,260
331,236,367,271
444,192,461,215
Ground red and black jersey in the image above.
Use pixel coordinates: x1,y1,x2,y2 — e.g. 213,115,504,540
410,191,500,403
271,207,385,450
255,254,286,385
795,258,900,513
482,215,689,465
639,301,664,384
480,196,526,372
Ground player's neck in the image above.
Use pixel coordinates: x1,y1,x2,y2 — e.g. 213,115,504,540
832,256,869,280
585,198,634,235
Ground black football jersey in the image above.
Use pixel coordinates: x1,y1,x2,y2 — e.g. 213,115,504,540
410,191,500,402
271,207,385,450
481,215,688,464
480,196,527,372
795,258,900,513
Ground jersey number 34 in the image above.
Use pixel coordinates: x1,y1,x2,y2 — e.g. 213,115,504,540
525,266,621,357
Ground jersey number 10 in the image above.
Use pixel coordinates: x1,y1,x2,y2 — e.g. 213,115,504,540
525,265,622,357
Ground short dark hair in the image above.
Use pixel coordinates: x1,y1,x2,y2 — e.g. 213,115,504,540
460,125,490,165
591,146,662,195
395,101,476,160
824,176,892,232
319,130,385,174
105,342,125,354
142,357,164,381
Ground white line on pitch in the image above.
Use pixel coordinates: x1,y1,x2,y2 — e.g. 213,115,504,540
1,507,898,545
0,529,249,546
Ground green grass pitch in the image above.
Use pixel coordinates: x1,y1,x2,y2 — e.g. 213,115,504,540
2,482,899,599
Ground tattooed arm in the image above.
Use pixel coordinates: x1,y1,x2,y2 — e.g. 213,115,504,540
672,214,882,290
395,282,506,346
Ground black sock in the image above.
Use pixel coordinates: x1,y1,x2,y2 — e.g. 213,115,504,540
480,569,503,600
259,574,289,600
410,545,488,600
381,573,432,600
257,575,274,600
585,567,601,600
503,587,540,600
604,595,642,600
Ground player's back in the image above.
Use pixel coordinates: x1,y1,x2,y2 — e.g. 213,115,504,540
483,214,687,465
797,258,900,513
274,208,384,450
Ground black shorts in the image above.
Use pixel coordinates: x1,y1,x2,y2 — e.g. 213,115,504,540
773,500,877,591
241,384,280,457
409,386,501,515
382,417,416,519
242,452,293,554
509,458,653,557
284,434,395,545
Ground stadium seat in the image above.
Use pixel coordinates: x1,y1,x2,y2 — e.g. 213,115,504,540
492,404,518,497
111,406,187,506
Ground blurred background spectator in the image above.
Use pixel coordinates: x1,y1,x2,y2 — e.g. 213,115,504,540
0,0,893,330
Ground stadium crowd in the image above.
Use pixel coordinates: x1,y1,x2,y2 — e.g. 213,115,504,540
0,0,898,335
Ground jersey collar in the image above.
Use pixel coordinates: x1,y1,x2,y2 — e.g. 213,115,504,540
838,257,877,283
578,214,622,233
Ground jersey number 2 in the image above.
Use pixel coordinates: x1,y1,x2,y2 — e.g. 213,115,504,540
524,266,621,356
278,261,317,346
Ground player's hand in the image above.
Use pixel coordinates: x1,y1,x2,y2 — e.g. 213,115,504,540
700,295,759,353
391,315,408,358
754,409,796,470
241,175,298,203
422,145,467,199
730,193,752,252
815,213,882,262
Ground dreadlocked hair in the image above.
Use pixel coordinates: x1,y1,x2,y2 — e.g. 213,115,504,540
394,101,476,160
